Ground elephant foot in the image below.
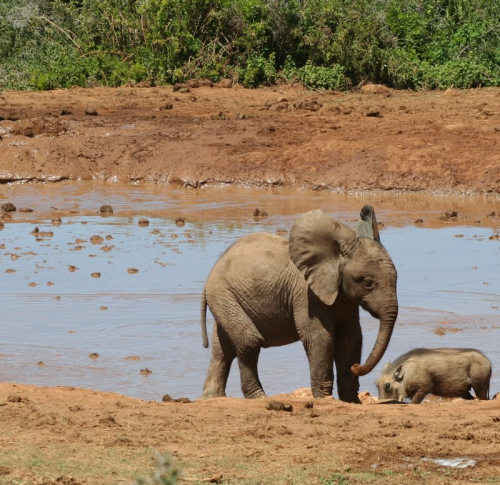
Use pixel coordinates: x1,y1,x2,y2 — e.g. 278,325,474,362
339,394,361,404
201,388,227,400
311,381,333,399
243,389,267,399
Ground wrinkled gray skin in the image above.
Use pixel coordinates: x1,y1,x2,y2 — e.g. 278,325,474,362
201,206,398,402
376,348,492,403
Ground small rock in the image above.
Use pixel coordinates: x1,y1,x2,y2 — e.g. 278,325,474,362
68,265,78,272
415,218,423,224
253,208,268,217
88,353,99,359
303,401,314,409
295,99,322,112
173,83,190,92
444,88,457,97
19,207,33,213
1,202,16,212
91,272,101,278
7,394,28,403
211,111,227,120
266,401,293,412
37,361,45,366
0,221,4,229
61,109,72,115
160,102,173,110
138,218,149,227
101,306,107,310
85,108,98,116
100,205,113,214
366,110,382,118
361,84,391,95
52,217,62,225
445,210,458,218
140,368,152,375
90,235,104,244
175,216,186,226
127,268,139,274
276,229,288,236
162,394,191,403
218,79,233,88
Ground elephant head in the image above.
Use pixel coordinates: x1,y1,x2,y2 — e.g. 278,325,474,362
289,207,398,377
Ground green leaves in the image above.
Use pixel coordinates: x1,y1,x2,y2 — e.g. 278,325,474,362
1,0,500,90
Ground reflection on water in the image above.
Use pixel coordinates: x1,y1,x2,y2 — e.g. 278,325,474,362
0,183,499,400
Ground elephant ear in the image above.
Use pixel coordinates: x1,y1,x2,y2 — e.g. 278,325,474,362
355,205,381,243
289,209,357,306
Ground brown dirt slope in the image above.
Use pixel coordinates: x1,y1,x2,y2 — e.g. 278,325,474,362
1,84,499,193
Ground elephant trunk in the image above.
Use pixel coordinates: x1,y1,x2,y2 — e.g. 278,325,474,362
351,301,398,377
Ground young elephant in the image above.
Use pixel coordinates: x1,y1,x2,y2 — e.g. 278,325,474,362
201,206,399,402
376,348,492,403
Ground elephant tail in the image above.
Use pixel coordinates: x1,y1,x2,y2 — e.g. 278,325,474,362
201,286,209,348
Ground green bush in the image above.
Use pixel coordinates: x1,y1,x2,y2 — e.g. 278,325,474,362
1,0,500,90
240,54,277,87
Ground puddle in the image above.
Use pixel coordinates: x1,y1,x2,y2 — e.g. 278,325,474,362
423,458,476,468
0,183,499,401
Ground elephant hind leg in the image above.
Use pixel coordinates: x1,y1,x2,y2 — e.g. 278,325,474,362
237,348,266,399
202,322,236,399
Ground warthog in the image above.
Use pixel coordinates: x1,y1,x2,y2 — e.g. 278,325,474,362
376,348,492,404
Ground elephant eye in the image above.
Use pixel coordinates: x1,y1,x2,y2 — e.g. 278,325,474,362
384,382,391,391
363,277,375,289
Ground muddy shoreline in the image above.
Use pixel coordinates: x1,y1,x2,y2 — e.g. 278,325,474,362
1,84,500,194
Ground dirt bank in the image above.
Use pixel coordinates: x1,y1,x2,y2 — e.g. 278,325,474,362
1,383,500,484
1,84,499,193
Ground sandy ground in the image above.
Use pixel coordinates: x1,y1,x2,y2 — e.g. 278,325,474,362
1,83,500,484
1,82,499,193
1,383,500,484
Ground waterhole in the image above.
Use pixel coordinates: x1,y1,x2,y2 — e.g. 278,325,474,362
0,182,499,400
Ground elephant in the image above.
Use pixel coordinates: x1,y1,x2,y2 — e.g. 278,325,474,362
376,348,492,403
200,205,398,402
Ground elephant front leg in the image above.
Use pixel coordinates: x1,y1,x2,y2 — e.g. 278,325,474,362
237,348,266,399
303,335,335,399
334,320,362,403
202,323,236,399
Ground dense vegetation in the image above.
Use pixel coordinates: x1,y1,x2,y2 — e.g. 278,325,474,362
1,0,499,91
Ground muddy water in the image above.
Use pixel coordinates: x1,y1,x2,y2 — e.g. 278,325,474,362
0,183,499,401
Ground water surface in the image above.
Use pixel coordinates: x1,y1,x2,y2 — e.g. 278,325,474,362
0,183,499,400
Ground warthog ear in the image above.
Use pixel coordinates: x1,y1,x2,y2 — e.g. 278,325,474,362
382,362,391,373
393,364,404,381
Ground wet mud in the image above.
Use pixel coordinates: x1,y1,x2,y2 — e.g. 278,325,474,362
1,85,500,193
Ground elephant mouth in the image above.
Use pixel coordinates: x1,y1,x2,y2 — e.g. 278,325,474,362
360,299,378,318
